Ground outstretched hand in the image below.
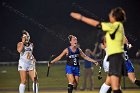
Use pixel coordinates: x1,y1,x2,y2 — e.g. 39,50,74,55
127,43,132,49
70,12,82,20
48,62,51,67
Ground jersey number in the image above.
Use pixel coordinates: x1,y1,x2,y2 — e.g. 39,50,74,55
73,58,77,65
27,52,31,59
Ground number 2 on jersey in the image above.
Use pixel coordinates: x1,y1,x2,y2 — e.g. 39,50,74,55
27,52,30,59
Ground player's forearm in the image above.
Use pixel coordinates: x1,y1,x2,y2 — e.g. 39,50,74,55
70,12,99,27
84,56,97,63
50,56,61,64
123,36,128,44
81,16,100,27
17,48,22,53
92,44,98,55
136,50,140,57
17,42,24,53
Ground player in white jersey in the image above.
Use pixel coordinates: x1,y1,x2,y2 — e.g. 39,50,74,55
17,30,38,93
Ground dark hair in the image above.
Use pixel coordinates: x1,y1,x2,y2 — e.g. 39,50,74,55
68,35,74,41
22,30,28,35
111,7,126,22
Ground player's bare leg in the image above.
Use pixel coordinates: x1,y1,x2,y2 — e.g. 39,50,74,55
128,73,140,86
19,71,26,93
67,74,75,93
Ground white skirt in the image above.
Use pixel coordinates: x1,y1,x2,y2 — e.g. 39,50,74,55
18,58,35,71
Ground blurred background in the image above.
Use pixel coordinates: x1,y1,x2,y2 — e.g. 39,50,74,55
0,0,140,61
0,0,140,92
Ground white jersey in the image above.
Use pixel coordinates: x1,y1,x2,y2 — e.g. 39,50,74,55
103,48,109,72
18,43,35,71
103,54,109,72
20,43,34,61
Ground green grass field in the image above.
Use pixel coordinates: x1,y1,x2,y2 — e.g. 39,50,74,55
0,62,140,92
1,90,140,93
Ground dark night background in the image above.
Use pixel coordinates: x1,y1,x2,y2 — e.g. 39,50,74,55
0,0,140,62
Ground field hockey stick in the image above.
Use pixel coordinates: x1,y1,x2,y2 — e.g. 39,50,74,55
97,59,103,80
33,59,38,93
98,66,102,80
46,55,55,77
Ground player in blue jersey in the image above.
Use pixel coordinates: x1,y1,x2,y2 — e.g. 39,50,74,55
49,35,98,93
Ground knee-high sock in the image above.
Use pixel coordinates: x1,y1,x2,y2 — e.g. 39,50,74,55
107,87,112,93
19,83,25,93
113,89,122,93
33,83,38,93
99,83,111,93
68,84,73,93
134,80,140,87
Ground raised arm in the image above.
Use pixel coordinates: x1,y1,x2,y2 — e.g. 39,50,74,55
70,12,100,27
17,42,24,53
79,48,98,66
50,48,68,64
17,34,27,53
91,42,98,55
136,49,140,57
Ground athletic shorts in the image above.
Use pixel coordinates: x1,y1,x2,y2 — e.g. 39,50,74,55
103,55,134,74
18,59,35,71
65,64,80,76
108,53,126,77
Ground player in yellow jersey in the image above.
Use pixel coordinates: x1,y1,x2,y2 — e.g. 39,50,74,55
70,7,126,93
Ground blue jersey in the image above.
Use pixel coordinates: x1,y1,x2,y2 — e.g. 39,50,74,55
66,47,80,67
65,47,80,76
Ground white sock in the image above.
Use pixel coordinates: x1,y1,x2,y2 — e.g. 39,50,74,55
19,83,25,93
99,83,111,93
33,83,38,93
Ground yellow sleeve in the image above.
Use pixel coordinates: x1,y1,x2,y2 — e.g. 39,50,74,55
101,22,120,33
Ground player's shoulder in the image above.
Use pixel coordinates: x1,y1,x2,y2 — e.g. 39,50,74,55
30,42,33,46
113,22,123,28
77,47,82,52
64,48,68,52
